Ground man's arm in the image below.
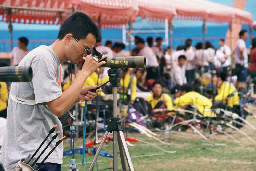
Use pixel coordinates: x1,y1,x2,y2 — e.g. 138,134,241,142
46,56,106,117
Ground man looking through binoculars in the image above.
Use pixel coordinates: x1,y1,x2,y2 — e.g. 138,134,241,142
1,12,106,170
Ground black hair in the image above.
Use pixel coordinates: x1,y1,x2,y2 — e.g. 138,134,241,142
178,55,187,60
18,37,29,46
135,38,145,45
252,38,256,49
171,84,181,94
105,40,112,47
146,37,153,46
135,36,143,43
219,39,225,42
195,42,202,50
156,37,163,41
176,45,185,51
239,29,248,38
57,12,100,41
151,81,162,88
112,42,121,48
120,43,126,50
180,84,193,93
205,41,215,50
185,38,192,48
217,72,227,82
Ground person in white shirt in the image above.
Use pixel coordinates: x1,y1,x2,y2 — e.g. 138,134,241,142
195,42,210,74
146,36,154,48
105,40,112,49
233,29,248,83
218,39,231,74
172,55,187,86
112,42,122,57
95,38,113,78
205,41,216,71
136,38,159,80
184,39,195,84
11,37,29,66
171,45,185,69
152,37,165,59
116,43,127,57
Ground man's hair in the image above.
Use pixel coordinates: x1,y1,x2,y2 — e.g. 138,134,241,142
195,42,202,50
112,42,121,48
205,41,215,50
57,12,100,41
146,37,153,45
219,39,225,42
181,84,193,92
156,37,163,41
171,84,181,94
105,40,112,46
18,37,29,46
178,55,187,61
151,81,162,88
135,38,145,45
217,72,227,82
185,38,192,48
120,43,126,50
176,45,185,51
239,29,248,38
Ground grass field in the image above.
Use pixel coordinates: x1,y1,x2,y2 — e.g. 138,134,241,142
62,105,256,171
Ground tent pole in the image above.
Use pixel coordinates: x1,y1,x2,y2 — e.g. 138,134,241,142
8,9,13,51
168,21,173,54
128,20,132,55
200,18,206,94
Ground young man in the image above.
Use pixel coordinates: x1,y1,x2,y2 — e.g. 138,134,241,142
1,12,106,170
213,72,239,107
146,81,173,113
136,38,159,81
184,38,195,84
234,30,248,85
11,36,29,66
152,37,165,59
218,39,231,74
172,55,187,86
174,84,215,117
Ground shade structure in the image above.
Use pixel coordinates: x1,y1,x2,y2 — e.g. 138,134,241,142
188,0,253,25
73,0,138,28
138,0,176,22
0,0,72,24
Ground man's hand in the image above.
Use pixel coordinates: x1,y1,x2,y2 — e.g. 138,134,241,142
81,55,107,76
78,86,101,102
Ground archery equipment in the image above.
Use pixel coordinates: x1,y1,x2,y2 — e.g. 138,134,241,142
0,66,32,82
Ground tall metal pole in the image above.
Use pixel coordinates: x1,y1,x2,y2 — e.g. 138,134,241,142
200,18,206,94
128,20,133,55
168,21,174,54
113,87,118,170
8,9,13,51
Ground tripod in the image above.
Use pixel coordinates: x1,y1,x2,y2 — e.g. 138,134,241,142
88,68,134,171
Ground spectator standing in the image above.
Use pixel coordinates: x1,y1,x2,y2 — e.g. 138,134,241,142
11,37,29,66
218,39,231,74
172,55,187,86
233,30,249,85
184,39,195,84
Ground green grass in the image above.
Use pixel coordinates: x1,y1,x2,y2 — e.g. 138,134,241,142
61,130,256,171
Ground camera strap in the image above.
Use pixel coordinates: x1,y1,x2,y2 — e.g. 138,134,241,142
10,93,36,105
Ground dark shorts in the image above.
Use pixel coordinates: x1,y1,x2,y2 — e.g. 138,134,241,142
38,163,61,171
237,67,248,82
185,69,195,84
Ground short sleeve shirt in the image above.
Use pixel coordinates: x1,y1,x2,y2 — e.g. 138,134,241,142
11,47,29,66
0,45,63,169
234,39,248,67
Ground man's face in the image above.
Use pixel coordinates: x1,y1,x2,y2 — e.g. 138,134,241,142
136,43,144,49
242,32,248,41
156,39,162,46
178,58,186,67
219,40,224,47
18,41,25,49
152,84,162,97
212,75,218,87
65,33,96,64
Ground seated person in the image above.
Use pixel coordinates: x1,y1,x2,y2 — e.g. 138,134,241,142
213,72,239,107
118,68,137,104
146,81,173,114
174,84,215,117
170,84,182,99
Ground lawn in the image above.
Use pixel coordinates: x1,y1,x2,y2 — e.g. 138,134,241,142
62,114,256,171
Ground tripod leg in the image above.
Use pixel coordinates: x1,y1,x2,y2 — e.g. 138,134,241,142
113,131,118,171
118,131,134,171
88,131,109,171
117,132,127,171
